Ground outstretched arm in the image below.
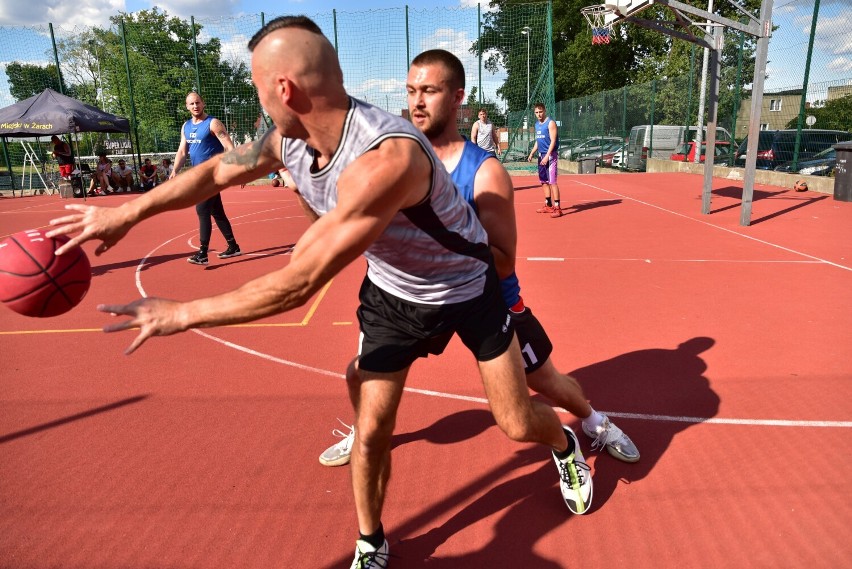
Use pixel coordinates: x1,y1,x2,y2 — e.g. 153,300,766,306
47,127,285,256
97,136,432,354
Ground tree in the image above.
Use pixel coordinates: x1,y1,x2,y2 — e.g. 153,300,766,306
6,62,69,100
788,96,852,132
48,8,260,154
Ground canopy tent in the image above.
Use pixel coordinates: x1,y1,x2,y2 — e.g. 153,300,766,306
0,89,131,197
0,88,129,137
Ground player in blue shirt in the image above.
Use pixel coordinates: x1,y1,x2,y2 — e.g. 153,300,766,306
172,92,241,265
527,102,563,217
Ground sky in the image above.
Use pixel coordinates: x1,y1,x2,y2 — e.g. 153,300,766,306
0,0,482,27
0,0,849,107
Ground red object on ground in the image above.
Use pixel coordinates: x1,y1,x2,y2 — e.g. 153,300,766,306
0,229,91,317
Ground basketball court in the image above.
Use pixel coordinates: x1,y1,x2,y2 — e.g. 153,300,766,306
1,167,850,567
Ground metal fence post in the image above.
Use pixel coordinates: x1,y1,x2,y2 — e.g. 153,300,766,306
792,0,821,172
49,24,65,96
191,16,201,96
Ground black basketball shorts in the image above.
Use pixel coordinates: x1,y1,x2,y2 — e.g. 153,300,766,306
356,268,514,373
510,306,553,374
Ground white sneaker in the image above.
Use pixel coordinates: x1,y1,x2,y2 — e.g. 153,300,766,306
582,414,640,463
350,539,389,569
319,420,354,467
552,426,593,515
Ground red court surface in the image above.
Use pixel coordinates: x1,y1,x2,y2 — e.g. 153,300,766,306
1,173,850,568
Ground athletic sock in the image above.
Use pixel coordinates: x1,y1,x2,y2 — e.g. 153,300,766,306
545,197,552,207
360,523,385,549
582,408,606,432
554,200,561,208
553,430,575,460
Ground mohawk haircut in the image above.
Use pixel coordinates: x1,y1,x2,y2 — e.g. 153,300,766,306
248,15,325,51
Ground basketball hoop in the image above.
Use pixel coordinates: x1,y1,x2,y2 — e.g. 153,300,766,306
581,5,615,45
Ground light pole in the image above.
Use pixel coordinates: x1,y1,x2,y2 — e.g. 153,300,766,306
521,26,531,131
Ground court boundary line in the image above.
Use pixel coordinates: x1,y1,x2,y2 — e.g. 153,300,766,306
574,179,852,272
120,194,851,432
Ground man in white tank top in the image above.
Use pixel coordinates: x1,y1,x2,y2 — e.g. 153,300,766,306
48,16,573,569
471,108,499,155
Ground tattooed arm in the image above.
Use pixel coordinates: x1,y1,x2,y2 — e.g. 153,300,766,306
47,127,285,255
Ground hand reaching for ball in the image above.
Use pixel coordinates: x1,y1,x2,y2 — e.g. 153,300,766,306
47,203,134,256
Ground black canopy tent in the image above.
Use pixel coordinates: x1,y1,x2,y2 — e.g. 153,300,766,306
0,88,131,197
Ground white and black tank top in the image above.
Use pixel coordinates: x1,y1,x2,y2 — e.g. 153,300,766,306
281,98,491,305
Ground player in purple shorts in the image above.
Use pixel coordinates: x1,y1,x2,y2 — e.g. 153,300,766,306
527,102,564,218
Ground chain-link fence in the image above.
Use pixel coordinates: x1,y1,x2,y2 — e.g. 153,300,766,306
557,0,851,173
0,4,553,191
1,1,849,191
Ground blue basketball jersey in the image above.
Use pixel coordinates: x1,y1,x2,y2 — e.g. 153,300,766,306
452,140,522,308
534,117,558,155
183,116,224,165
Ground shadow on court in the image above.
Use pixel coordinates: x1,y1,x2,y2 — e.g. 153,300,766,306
204,243,296,270
91,252,189,276
709,185,829,224
0,395,149,445
363,337,721,567
560,198,622,215
570,337,720,509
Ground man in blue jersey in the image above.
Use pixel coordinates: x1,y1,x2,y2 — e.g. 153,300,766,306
172,92,241,265
321,49,639,481
48,17,583,569
527,102,563,218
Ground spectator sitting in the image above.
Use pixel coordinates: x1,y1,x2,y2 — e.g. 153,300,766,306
88,152,114,196
156,158,173,184
114,159,135,192
139,158,157,191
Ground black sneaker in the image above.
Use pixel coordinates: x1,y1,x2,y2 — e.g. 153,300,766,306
187,251,208,265
218,244,241,259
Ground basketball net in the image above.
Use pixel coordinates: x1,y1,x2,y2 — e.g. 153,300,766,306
581,5,615,45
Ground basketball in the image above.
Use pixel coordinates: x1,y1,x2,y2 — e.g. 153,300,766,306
272,178,281,187
0,229,92,317
794,180,808,192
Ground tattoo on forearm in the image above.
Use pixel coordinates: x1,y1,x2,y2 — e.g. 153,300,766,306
221,126,277,169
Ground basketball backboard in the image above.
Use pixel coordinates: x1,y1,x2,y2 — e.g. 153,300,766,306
604,0,655,26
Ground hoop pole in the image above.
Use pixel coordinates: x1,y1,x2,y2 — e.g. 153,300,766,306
740,0,774,227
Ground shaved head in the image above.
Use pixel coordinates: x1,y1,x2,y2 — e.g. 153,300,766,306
248,15,347,139
249,15,343,95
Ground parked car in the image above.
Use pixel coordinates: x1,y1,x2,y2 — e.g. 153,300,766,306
625,124,733,171
576,141,624,162
596,142,627,166
735,129,852,170
774,146,837,176
610,146,627,168
560,136,622,161
670,141,733,164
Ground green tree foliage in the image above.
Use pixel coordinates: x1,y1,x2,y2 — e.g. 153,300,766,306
788,96,852,132
476,0,760,127
6,62,70,100
9,8,259,156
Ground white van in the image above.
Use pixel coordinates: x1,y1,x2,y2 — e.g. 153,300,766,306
626,125,732,171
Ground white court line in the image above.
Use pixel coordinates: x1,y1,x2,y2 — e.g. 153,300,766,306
573,179,852,272
134,214,851,430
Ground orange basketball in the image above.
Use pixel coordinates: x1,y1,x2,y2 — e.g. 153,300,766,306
794,180,808,192
0,229,91,317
